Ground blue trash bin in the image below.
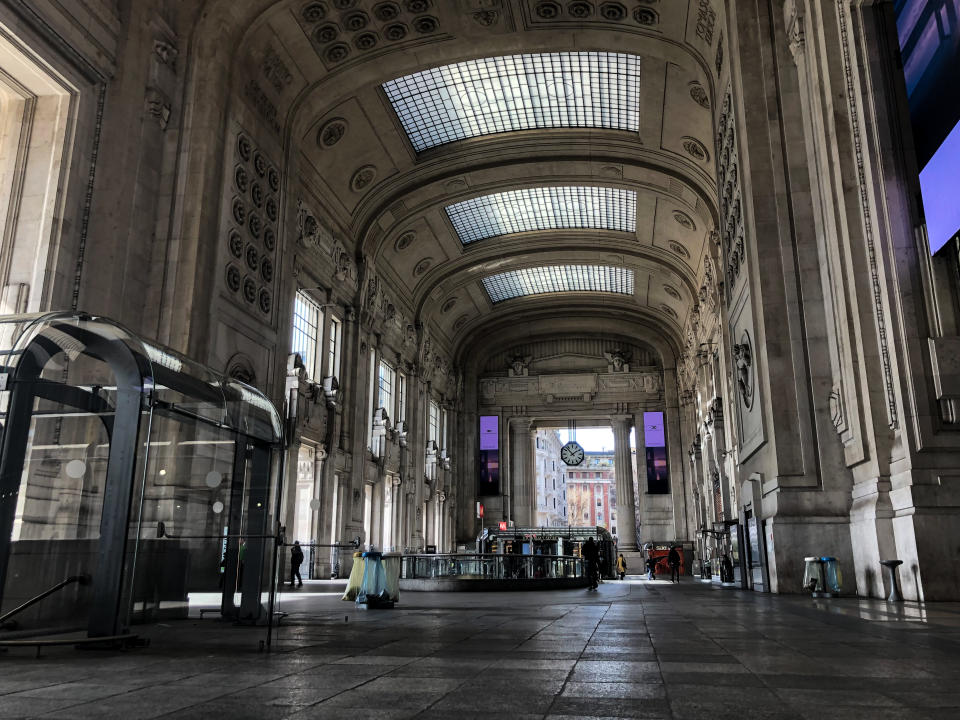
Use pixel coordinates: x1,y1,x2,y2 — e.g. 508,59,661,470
357,551,394,608
820,557,841,596
803,556,841,597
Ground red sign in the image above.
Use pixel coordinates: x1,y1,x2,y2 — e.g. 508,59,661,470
498,521,508,531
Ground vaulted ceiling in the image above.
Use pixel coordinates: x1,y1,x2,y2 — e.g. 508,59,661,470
222,0,723,363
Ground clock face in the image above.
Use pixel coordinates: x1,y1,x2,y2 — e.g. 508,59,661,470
560,441,585,466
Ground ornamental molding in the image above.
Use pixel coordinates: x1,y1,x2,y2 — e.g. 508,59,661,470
835,0,897,429
480,370,661,407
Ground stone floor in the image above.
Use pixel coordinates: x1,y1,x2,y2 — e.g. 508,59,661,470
2,577,960,719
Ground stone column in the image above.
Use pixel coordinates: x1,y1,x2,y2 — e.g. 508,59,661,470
527,427,538,526
612,416,637,551
509,418,533,526
634,415,646,544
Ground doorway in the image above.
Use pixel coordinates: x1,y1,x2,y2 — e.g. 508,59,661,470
534,426,620,536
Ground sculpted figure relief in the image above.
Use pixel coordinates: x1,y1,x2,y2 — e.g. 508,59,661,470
508,354,532,377
603,349,631,373
732,339,754,409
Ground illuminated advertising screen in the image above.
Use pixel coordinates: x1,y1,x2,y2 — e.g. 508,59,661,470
896,0,960,253
643,411,669,494
478,415,500,495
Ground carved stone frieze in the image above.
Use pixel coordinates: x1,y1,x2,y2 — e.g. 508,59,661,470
480,370,661,408
716,87,746,297
262,47,293,91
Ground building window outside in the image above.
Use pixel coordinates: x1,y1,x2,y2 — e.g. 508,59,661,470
366,348,376,451
328,316,342,379
291,291,322,379
440,407,448,451
397,372,407,426
428,400,440,447
377,360,395,420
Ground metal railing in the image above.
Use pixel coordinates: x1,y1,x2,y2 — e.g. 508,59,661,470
401,553,584,581
0,575,90,630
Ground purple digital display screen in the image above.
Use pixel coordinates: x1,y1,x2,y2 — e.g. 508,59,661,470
478,415,500,495
479,415,499,450
896,0,960,254
643,412,665,448
920,120,960,254
643,412,669,494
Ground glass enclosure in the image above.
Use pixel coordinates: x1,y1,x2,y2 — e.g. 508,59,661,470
0,313,283,638
401,553,584,581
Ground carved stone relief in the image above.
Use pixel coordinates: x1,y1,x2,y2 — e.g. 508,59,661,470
716,88,746,296
225,132,278,318
695,0,716,45
144,88,171,130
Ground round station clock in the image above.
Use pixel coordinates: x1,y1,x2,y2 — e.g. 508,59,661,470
560,441,585,466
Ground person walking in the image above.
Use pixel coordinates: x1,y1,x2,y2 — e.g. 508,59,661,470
616,553,627,580
290,540,304,588
583,537,599,590
668,544,682,583
645,555,657,580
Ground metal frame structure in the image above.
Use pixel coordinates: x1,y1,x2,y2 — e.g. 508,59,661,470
0,313,284,639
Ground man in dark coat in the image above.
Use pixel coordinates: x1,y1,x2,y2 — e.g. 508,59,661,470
668,545,682,583
290,541,304,587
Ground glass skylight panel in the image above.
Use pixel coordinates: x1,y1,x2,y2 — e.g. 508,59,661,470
483,265,634,303
382,52,641,152
446,186,635,244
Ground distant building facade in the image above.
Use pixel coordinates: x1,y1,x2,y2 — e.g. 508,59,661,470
565,451,617,536
535,429,567,527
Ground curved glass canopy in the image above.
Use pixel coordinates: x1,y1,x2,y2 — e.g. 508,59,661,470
383,52,642,152
0,313,281,443
446,186,636,245
482,265,635,303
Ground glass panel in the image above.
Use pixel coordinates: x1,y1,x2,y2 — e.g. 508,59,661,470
383,52,642,152
483,265,634,303
145,343,227,428
0,351,115,631
446,186,636,245
224,381,282,444
125,411,237,623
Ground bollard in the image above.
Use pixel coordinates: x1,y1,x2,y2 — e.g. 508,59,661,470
880,559,903,602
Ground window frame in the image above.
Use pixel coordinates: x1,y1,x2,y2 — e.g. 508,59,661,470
291,290,323,380
327,315,342,380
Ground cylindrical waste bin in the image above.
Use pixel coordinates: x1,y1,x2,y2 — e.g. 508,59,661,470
820,557,841,596
356,551,395,608
803,556,841,597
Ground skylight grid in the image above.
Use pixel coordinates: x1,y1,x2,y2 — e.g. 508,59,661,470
483,265,634,303
446,187,636,244
382,52,641,152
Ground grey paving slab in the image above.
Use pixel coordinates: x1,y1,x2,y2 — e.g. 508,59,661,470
0,582,956,720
